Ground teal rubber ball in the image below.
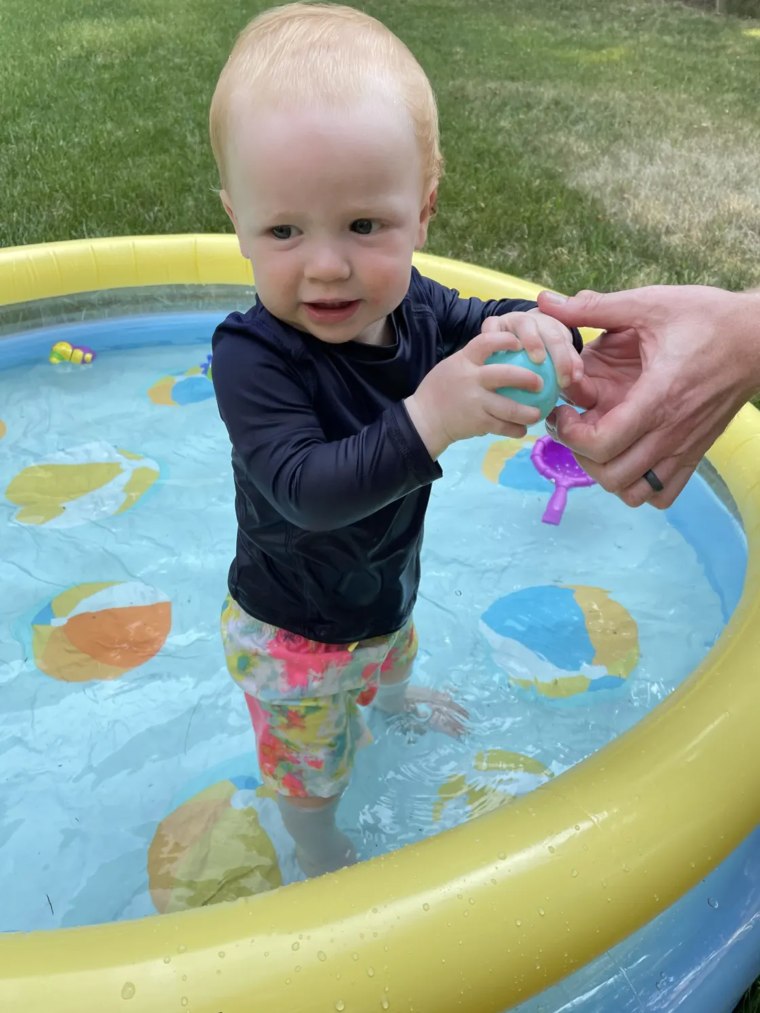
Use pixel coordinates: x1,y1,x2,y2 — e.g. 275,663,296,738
486,348,560,421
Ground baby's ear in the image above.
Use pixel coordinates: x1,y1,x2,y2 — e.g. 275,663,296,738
220,190,248,259
416,188,438,248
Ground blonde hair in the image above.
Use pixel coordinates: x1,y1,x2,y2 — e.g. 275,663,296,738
209,2,443,193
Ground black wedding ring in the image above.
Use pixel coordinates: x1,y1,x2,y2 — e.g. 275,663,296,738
643,469,664,493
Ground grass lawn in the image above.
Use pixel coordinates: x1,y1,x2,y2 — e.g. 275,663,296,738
2,0,760,297
2,0,759,1009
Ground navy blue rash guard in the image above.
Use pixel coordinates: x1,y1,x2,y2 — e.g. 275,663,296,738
212,267,582,644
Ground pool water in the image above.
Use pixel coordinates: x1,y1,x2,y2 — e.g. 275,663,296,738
0,309,746,932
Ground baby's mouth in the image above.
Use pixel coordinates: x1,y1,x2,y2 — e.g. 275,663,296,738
303,300,360,322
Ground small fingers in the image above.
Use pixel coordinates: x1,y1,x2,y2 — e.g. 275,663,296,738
483,390,541,430
425,690,469,719
480,315,508,334
507,313,546,364
529,312,583,388
469,326,522,361
476,315,546,363
405,688,469,739
479,314,581,389
481,362,542,395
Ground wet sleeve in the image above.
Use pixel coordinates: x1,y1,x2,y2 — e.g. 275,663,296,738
415,273,583,357
212,327,442,532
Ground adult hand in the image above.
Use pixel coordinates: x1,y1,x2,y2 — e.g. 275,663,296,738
536,285,760,508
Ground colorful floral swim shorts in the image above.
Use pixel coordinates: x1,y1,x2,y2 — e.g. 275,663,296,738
220,595,418,798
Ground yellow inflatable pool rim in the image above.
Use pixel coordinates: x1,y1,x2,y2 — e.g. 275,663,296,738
1,235,759,1013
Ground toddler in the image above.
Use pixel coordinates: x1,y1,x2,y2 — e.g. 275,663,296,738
209,2,582,877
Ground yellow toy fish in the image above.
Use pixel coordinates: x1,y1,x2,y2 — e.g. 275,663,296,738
50,341,96,365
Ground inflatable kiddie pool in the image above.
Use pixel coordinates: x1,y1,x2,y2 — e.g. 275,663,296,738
0,235,759,1013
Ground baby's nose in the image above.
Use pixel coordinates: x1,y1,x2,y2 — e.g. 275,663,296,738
305,242,351,282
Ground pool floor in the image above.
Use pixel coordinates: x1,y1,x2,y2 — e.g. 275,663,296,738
0,320,744,932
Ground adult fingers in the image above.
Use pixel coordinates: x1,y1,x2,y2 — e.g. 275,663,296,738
549,380,666,463
536,287,653,332
555,373,599,411
569,436,698,509
616,460,697,510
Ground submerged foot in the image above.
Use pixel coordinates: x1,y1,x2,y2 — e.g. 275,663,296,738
376,683,468,739
295,833,357,878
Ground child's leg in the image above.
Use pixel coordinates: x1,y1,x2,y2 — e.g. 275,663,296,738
373,621,469,737
220,596,369,876
245,692,365,877
276,793,356,878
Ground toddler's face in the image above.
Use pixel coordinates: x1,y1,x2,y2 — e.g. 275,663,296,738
222,97,435,346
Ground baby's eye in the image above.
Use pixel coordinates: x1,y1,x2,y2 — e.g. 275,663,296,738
350,219,378,235
271,225,296,240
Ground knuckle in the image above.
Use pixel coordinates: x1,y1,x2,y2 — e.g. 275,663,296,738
620,487,646,508
594,473,619,494
575,289,602,313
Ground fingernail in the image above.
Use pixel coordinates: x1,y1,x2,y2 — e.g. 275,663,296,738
545,410,557,432
542,291,568,304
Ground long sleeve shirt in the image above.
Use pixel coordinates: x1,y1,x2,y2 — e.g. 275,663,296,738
212,267,581,643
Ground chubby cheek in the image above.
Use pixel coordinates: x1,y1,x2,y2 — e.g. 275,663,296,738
361,250,413,306
248,249,296,307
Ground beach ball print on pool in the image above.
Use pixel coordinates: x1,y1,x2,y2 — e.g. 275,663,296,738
148,353,214,407
32,581,171,682
5,441,159,528
433,749,555,825
148,779,282,914
481,435,548,493
481,584,639,699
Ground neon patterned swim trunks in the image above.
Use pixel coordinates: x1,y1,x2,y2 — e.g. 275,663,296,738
220,595,417,797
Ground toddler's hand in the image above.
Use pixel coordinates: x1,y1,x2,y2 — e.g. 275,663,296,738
481,310,582,390
405,317,578,460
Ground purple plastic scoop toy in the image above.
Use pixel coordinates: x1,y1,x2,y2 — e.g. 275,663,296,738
530,435,595,525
